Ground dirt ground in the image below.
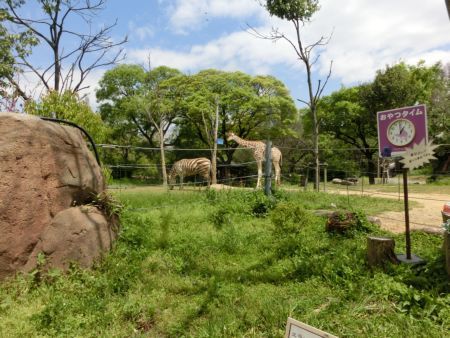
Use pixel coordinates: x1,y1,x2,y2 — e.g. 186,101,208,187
328,188,448,234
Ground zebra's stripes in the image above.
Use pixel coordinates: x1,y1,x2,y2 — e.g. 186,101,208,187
168,157,211,189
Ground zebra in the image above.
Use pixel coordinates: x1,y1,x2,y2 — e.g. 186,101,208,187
168,157,211,189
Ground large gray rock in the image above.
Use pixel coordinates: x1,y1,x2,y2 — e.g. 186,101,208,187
0,112,114,279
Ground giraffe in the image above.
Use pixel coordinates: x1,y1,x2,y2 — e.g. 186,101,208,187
226,132,282,188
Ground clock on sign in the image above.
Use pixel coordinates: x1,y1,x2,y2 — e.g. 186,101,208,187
387,119,415,147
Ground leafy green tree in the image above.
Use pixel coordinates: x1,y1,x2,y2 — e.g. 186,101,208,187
97,65,183,184
412,62,450,173
318,85,378,182
25,90,108,143
96,64,151,146
170,71,223,183
261,0,332,191
175,70,297,182
318,62,449,183
133,66,183,186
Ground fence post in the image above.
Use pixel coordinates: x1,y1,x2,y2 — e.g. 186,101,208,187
305,166,310,192
264,140,272,196
361,174,364,196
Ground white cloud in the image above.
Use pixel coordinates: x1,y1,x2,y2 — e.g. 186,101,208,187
128,21,154,41
133,0,450,88
127,26,302,75
168,0,265,34
310,0,450,84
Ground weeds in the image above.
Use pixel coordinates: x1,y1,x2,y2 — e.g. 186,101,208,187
0,188,448,337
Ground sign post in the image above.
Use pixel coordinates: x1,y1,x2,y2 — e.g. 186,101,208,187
377,104,434,264
402,168,411,260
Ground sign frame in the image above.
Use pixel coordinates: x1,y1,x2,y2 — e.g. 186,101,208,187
285,317,338,338
377,104,428,157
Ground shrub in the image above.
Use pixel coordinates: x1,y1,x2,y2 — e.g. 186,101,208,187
270,201,314,234
251,194,277,217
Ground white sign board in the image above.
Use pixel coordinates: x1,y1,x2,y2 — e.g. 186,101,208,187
399,139,438,170
285,317,338,338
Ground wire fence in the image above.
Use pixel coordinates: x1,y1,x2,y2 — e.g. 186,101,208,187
99,141,449,230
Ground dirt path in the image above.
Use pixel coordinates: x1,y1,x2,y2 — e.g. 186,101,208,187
327,188,448,233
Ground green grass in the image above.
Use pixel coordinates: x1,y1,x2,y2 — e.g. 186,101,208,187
0,189,449,337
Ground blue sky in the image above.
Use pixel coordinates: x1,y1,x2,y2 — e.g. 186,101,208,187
17,0,450,108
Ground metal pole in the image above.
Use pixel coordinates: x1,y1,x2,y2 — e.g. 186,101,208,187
264,140,272,196
346,184,350,207
305,166,310,192
403,168,411,259
361,174,364,196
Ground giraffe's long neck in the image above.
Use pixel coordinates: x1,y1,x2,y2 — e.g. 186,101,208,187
231,135,263,148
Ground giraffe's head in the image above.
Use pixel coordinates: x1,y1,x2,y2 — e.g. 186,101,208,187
225,132,236,141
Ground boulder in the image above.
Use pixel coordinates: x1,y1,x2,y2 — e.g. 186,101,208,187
24,206,115,272
0,112,113,280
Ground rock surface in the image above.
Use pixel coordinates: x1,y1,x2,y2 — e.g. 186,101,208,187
0,112,112,280
24,206,115,272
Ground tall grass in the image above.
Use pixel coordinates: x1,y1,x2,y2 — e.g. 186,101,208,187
0,189,448,337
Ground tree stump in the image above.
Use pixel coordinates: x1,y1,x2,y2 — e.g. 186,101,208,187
326,211,357,233
367,236,399,267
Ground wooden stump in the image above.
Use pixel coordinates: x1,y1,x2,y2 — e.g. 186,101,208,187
367,236,399,267
326,211,357,233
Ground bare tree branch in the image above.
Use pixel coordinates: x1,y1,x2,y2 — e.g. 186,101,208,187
3,0,127,95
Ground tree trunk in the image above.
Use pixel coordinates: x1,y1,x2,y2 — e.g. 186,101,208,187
159,122,167,187
366,152,376,185
367,236,399,267
313,123,320,191
211,99,219,184
307,72,319,191
446,0,450,20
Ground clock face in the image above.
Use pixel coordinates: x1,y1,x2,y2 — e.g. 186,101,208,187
387,119,415,147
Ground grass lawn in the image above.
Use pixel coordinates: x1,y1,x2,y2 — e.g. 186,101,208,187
0,188,449,337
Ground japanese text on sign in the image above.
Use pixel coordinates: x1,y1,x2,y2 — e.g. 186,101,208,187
379,107,423,121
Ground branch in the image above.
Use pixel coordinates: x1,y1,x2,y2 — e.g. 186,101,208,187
5,1,53,46
314,60,333,102
131,115,154,147
17,58,50,91
5,74,29,101
297,98,311,107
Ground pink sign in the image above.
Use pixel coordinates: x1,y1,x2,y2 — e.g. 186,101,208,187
377,104,428,157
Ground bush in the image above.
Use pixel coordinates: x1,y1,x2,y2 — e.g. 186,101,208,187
251,193,277,217
270,201,315,234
